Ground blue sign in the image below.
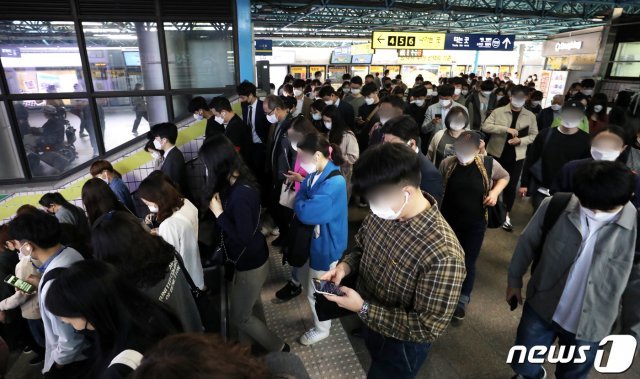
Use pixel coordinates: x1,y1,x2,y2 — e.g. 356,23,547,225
444,34,515,51
255,39,272,56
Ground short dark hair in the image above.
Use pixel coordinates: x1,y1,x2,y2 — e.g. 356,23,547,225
89,160,120,178
208,96,232,113
591,125,627,145
379,96,406,110
150,123,178,145
573,160,634,210
318,86,336,98
480,80,495,91
410,86,427,98
187,96,209,113
264,95,285,111
511,85,528,96
352,143,421,195
531,90,544,101
82,178,128,226
361,82,378,97
365,74,374,80
9,211,61,249
581,78,595,88
236,81,257,97
438,84,455,97
292,79,306,88
381,115,419,143
297,133,345,167
351,76,363,86
342,73,351,81
137,171,184,223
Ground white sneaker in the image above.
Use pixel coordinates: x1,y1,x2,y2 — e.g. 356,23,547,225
271,227,280,236
299,328,329,346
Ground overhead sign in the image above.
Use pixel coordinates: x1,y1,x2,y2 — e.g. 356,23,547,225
351,43,374,55
371,31,446,50
445,34,515,51
255,39,272,56
555,40,583,52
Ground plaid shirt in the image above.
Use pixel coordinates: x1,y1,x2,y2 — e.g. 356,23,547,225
342,194,466,343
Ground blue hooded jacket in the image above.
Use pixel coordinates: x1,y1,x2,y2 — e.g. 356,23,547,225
294,160,348,271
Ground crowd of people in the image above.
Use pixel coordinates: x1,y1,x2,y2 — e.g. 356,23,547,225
0,70,639,379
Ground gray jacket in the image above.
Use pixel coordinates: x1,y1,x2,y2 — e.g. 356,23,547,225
508,195,640,342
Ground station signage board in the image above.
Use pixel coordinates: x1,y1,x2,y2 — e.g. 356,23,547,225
255,39,273,56
445,34,515,51
371,31,515,51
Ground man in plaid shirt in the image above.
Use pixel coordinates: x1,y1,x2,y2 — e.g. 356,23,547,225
323,142,466,378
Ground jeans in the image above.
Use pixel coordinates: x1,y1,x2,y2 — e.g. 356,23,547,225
510,303,600,379
449,219,487,306
230,260,284,352
495,155,524,212
364,326,431,379
291,266,300,285
299,260,338,335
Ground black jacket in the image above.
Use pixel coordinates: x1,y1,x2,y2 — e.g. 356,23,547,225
205,118,224,140
161,147,187,194
224,114,253,164
536,107,556,132
241,99,269,144
337,100,355,130
269,114,293,183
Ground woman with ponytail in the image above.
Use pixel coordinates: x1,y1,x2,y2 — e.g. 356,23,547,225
293,133,348,346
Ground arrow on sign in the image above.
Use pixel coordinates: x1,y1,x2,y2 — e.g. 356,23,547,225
377,35,386,43
502,37,512,49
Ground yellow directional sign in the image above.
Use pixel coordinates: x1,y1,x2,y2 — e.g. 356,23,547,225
372,31,446,50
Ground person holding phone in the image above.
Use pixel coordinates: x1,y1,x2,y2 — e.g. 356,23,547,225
293,134,348,346
421,84,468,149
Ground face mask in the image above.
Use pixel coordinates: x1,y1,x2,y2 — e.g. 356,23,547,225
590,146,620,161
324,121,332,130
497,95,504,101
454,88,462,95
300,160,317,174
293,89,303,97
551,104,562,111
594,105,604,113
562,117,581,129
461,90,469,96
99,175,109,184
532,101,541,107
427,90,435,97
581,206,621,223
379,117,390,125
290,141,298,151
342,87,350,93
369,192,409,220
153,139,163,150
570,90,579,96
456,151,476,164
266,113,278,124
193,113,203,121
351,88,361,95
365,97,375,105
148,205,159,213
414,99,425,107
324,100,334,106
311,113,322,121
582,89,593,96
439,99,452,107
449,121,466,131
18,242,32,260
481,90,492,97
151,151,161,160
214,115,225,124
511,98,526,108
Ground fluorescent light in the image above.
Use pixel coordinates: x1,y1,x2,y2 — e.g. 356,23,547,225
94,34,137,40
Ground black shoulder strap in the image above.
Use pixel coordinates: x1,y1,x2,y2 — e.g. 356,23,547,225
173,252,200,294
326,170,342,180
483,155,494,179
40,267,66,290
531,192,573,273
541,127,555,151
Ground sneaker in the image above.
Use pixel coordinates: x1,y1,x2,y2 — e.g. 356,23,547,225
281,343,290,352
271,235,285,247
502,218,513,232
453,306,465,321
29,354,44,366
275,280,302,301
132,130,139,136
358,201,369,208
22,346,32,354
79,132,88,137
299,328,330,346
511,367,546,379
271,227,280,237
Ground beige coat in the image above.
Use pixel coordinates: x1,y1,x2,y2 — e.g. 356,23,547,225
481,104,538,161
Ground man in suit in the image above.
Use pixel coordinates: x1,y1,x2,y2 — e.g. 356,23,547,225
319,86,355,130
292,79,312,119
238,81,269,183
149,122,187,195
187,96,224,140
209,96,253,165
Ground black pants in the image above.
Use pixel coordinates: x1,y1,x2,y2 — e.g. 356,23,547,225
495,155,525,213
132,111,148,132
44,359,90,379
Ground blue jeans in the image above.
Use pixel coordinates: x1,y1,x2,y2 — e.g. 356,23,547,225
364,326,431,379
449,219,487,306
511,303,600,379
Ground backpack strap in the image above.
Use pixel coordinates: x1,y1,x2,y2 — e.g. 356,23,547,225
483,155,494,179
531,192,573,273
325,170,342,180
39,267,65,290
109,349,143,370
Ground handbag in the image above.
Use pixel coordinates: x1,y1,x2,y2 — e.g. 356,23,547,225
487,200,507,228
279,180,296,209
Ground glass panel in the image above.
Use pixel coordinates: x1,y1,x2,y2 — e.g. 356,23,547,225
99,96,168,152
290,66,307,79
172,93,222,121
385,66,401,77
82,22,163,91
0,21,85,94
369,65,384,76
614,42,640,62
611,62,640,77
309,66,325,79
163,22,235,89
0,102,25,179
351,65,369,78
12,98,93,177
327,66,346,82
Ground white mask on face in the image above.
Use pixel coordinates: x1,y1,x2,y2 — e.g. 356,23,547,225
266,113,278,124
497,95,504,101
293,89,303,97
461,90,469,96
193,113,203,121
454,88,462,95
590,146,620,161
99,174,109,184
365,97,375,105
532,101,541,107
290,141,298,151
594,105,604,113
562,116,581,129
511,98,526,108
582,89,593,96
324,121,333,130
148,205,159,213
351,88,361,95
439,99,452,107
481,90,492,97
369,192,409,220
312,113,322,121
324,100,334,106
551,104,562,111
379,117,390,125
153,139,163,150
449,121,466,131
456,151,476,164
18,242,32,260
581,206,621,223
214,115,225,124
427,89,435,97
300,159,317,174
343,87,351,93
413,99,425,107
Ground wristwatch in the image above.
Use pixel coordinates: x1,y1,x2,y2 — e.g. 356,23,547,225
358,301,370,320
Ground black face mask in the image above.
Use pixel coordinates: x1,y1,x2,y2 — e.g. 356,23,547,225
384,83,391,89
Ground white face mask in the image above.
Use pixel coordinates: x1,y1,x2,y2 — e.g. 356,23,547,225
266,113,278,124
449,121,466,131
582,89,594,96
551,104,562,111
456,151,476,164
594,105,604,113
562,116,581,129
413,99,425,107
148,204,159,213
300,159,317,174
581,206,621,223
365,97,375,105
511,98,526,108
461,90,469,96
312,113,322,121
293,89,303,97
497,95,504,101
324,100,334,106
427,89,435,97
324,121,332,130
151,151,161,160
439,99,452,107
342,87,351,93
369,192,409,220
99,174,109,184
214,115,225,124
481,90,492,97
290,141,298,151
532,101,541,107
454,88,462,95
379,117,390,125
590,146,620,161
193,113,203,121
351,88,361,95
153,139,163,150
18,242,32,260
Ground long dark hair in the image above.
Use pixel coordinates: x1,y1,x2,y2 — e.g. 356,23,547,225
45,260,181,377
38,192,85,223
91,211,175,288
321,105,351,146
297,133,345,166
81,178,128,226
137,171,184,223
198,134,258,200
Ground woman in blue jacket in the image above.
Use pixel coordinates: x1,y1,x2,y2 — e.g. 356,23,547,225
294,134,348,346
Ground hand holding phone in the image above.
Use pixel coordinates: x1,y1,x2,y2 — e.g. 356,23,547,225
4,274,36,295
312,278,345,296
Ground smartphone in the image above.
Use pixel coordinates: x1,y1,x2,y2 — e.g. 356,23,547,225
509,295,518,311
435,113,442,119
312,278,345,296
4,274,36,295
